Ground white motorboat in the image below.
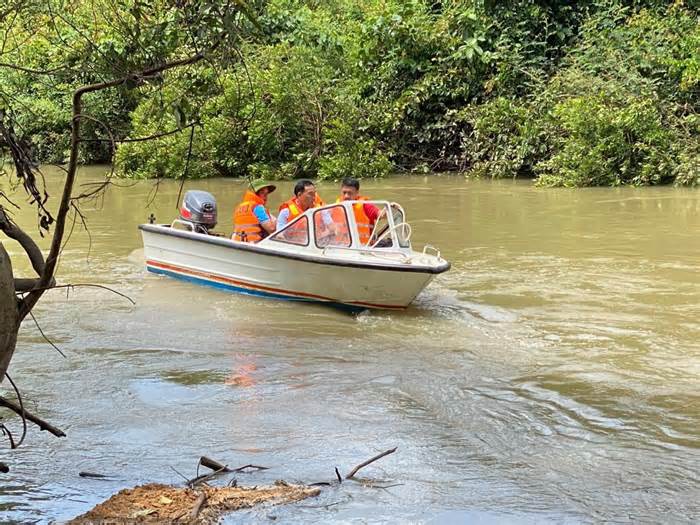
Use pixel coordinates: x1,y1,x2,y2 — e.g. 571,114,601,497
139,191,450,310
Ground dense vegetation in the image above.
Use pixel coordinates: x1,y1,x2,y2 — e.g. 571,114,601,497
1,1,698,186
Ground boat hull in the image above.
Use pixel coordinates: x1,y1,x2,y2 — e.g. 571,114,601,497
140,226,442,310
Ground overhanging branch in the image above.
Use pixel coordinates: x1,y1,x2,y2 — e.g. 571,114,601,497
18,48,213,321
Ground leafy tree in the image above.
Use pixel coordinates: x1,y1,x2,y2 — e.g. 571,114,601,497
0,0,254,466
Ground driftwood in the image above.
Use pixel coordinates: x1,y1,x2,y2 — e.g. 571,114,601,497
190,492,207,520
79,472,111,479
199,456,231,473
308,446,398,486
0,395,65,437
68,448,399,523
233,463,269,473
187,466,228,487
345,447,397,479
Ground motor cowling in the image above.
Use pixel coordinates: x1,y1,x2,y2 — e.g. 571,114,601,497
180,190,217,233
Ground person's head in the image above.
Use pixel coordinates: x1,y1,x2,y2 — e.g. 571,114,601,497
251,180,276,203
340,177,360,201
294,179,316,210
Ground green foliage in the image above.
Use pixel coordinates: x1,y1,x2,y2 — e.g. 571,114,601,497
318,117,392,180
464,1,700,186
464,97,545,179
537,94,675,186
3,0,699,187
1,0,249,165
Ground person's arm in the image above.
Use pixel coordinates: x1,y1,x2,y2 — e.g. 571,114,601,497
363,203,380,223
253,205,276,234
276,208,290,230
321,209,334,226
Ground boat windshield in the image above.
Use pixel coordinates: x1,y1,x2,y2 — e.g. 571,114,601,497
266,200,410,251
313,205,352,248
390,204,410,248
269,215,309,246
365,202,410,249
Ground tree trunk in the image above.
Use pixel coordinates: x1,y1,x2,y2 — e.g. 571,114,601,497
0,243,19,381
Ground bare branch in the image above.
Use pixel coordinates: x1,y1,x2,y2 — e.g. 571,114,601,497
28,310,66,358
2,373,26,447
19,48,212,320
0,395,65,437
80,121,197,144
345,447,397,479
19,283,135,305
190,492,207,520
187,465,228,487
13,278,43,292
0,112,53,231
0,62,70,75
232,464,269,473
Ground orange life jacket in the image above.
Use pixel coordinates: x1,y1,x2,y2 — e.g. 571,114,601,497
275,197,309,243
336,196,373,245
279,194,324,216
278,197,304,221
233,190,270,243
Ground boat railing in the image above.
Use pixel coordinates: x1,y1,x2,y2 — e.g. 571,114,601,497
422,244,442,260
367,221,412,249
170,219,210,234
171,219,196,231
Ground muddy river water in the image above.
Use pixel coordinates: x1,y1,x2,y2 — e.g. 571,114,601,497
1,167,699,523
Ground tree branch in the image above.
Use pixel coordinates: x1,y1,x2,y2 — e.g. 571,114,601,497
0,395,65,437
0,62,70,76
345,447,397,479
18,49,211,321
0,206,55,301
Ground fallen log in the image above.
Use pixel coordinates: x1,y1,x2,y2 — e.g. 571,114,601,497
199,456,231,473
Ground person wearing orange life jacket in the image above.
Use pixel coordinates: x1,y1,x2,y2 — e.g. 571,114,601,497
232,180,277,243
276,179,320,230
336,177,380,245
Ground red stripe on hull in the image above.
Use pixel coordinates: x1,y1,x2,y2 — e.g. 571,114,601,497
146,259,406,310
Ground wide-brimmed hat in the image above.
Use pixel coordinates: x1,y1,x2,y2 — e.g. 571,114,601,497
250,179,276,194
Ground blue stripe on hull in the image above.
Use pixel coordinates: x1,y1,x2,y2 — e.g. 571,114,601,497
146,265,365,313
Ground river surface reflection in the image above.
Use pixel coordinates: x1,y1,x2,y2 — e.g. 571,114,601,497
1,167,699,523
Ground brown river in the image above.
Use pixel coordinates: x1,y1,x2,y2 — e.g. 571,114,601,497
1,166,699,523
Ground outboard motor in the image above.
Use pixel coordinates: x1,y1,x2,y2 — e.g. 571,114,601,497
180,190,217,234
